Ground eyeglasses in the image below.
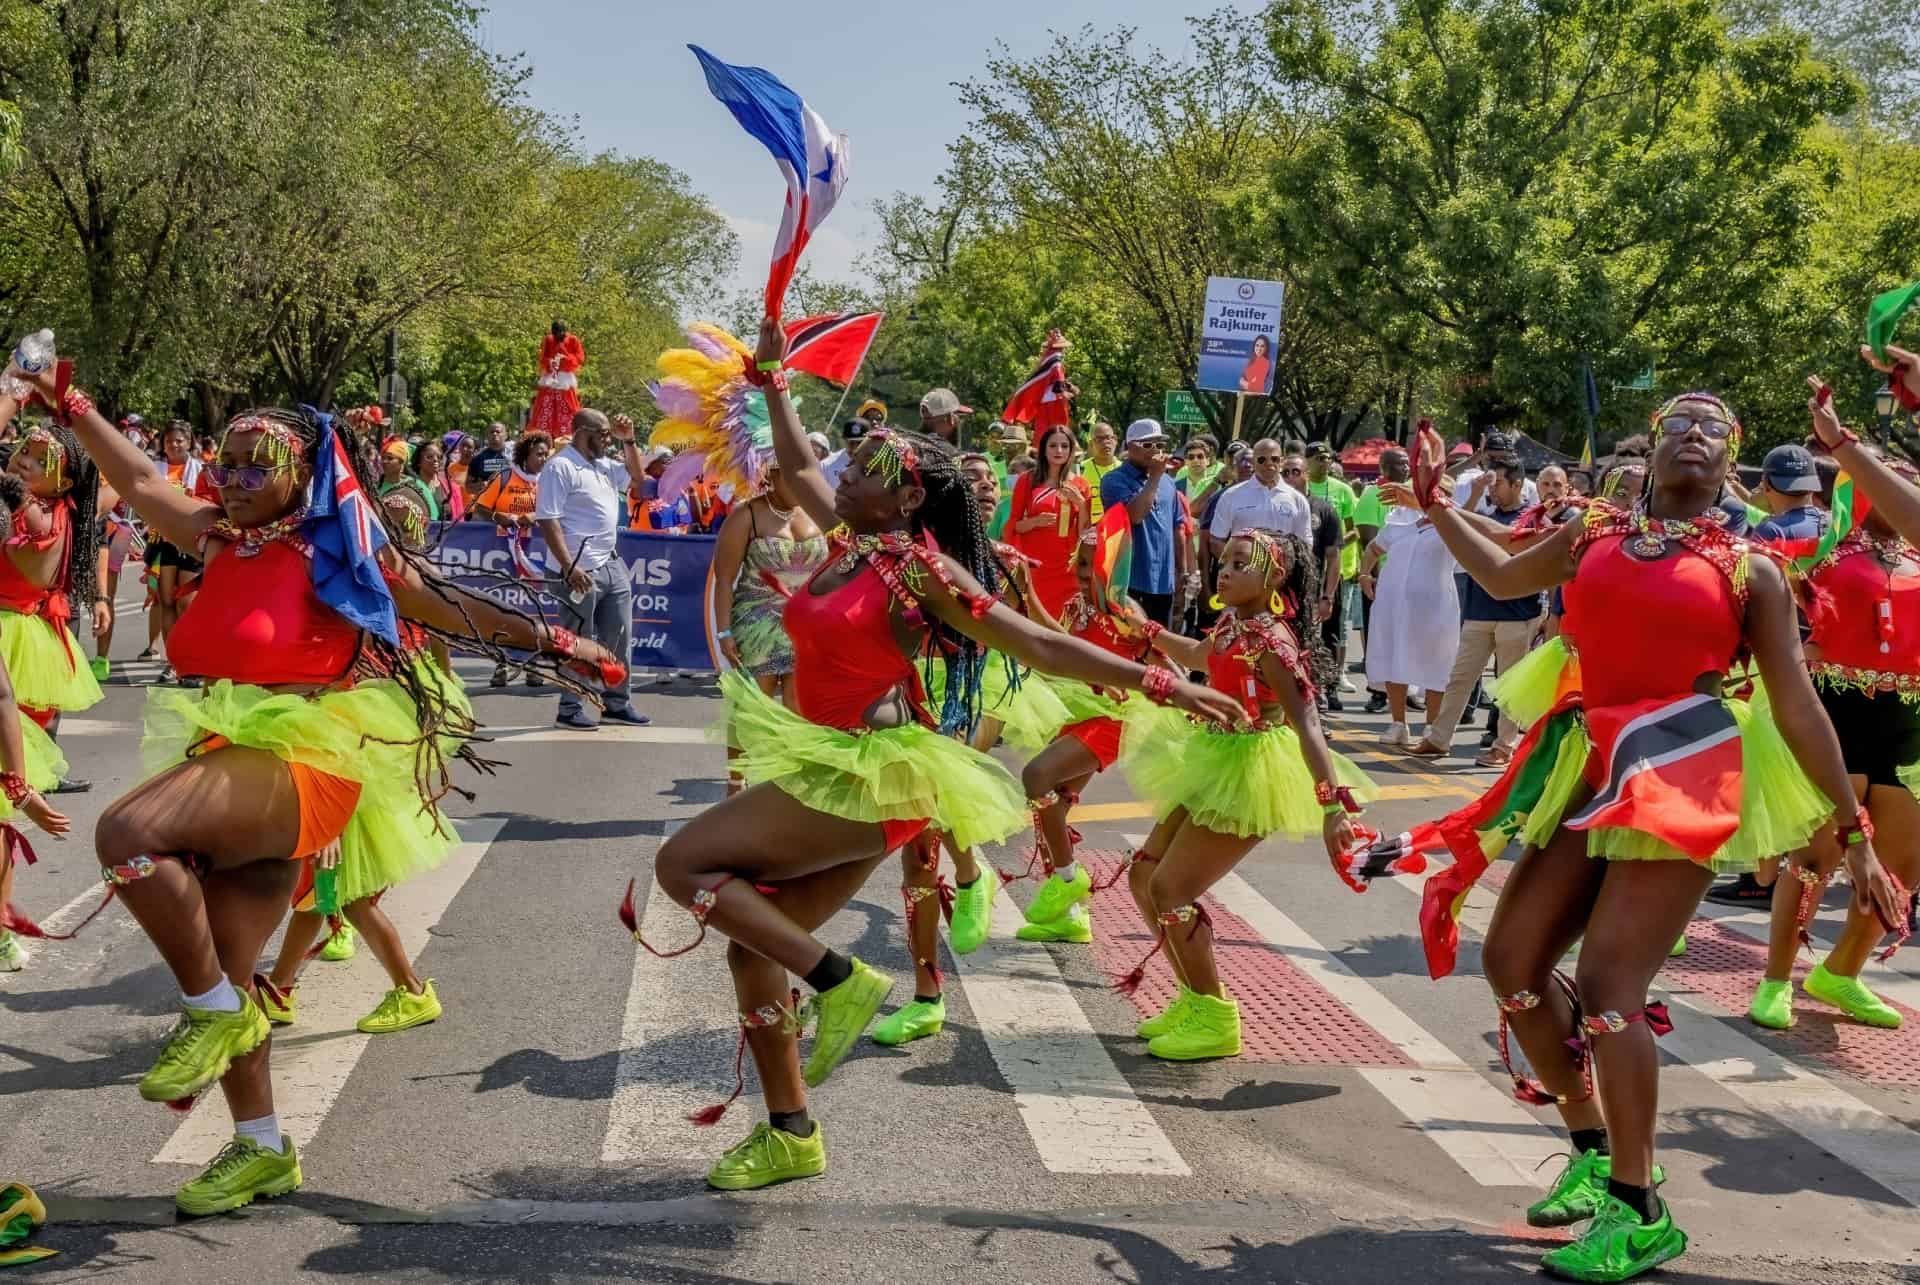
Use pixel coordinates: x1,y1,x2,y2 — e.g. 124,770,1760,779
205,463,292,491
1656,413,1734,440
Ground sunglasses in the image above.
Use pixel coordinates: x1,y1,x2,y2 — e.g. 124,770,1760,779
1656,413,1734,440
1280,465,1305,475
205,462,293,491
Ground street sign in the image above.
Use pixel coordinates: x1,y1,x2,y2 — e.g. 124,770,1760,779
1615,363,1656,392
1164,389,1206,425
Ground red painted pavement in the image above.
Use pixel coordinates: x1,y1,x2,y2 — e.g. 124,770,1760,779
1076,849,1415,1067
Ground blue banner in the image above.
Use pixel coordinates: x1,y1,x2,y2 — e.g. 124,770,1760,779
426,522,720,671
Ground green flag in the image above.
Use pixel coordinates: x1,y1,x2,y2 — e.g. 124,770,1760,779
1866,281,1920,360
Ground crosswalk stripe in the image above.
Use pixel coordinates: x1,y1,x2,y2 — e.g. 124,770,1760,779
1696,899,1920,993
501,725,709,745
1121,833,1558,1187
601,823,743,1163
950,887,1189,1176
1387,862,1920,1207
153,817,508,1166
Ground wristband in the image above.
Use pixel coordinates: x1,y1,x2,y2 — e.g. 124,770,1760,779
543,625,579,658
0,772,30,807
1838,806,1875,847
1321,801,1346,817
755,360,784,372
1140,665,1177,705
714,629,732,640
57,387,94,426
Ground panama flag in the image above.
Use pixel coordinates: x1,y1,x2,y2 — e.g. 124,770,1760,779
690,46,849,323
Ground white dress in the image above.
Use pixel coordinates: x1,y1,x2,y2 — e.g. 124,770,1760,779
1365,510,1461,693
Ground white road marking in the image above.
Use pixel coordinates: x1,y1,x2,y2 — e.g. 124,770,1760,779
1121,833,1558,1187
1695,898,1920,992
497,725,709,745
949,883,1189,1176
24,878,115,938
154,817,508,1165
1390,861,1920,1208
601,821,749,1163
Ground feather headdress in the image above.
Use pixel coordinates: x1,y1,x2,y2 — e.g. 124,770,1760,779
647,323,766,503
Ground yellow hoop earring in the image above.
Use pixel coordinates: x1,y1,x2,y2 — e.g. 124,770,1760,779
1270,589,1288,617
1208,594,1225,612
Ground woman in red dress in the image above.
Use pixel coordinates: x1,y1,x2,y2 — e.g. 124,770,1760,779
1005,423,1089,617
528,320,584,437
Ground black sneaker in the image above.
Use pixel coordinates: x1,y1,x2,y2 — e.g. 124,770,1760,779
1365,692,1388,714
1702,873,1772,907
490,664,509,689
1325,693,1344,713
1479,727,1497,750
51,777,91,795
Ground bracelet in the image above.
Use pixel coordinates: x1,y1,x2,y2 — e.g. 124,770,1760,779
1838,805,1875,848
57,387,94,426
714,628,732,640
1140,665,1177,705
542,625,579,657
1321,800,1346,817
755,360,784,372
0,772,29,807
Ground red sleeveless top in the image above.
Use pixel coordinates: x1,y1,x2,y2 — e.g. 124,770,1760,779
0,499,68,616
784,562,925,731
1808,538,1920,682
1563,534,1741,709
1203,613,1308,723
167,539,361,684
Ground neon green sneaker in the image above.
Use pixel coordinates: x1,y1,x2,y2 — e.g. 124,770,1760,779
320,923,357,962
357,980,442,1034
1541,1194,1686,1282
1748,977,1793,1030
705,1121,827,1191
1015,902,1092,943
89,656,110,682
1528,1152,1666,1227
1804,962,1901,1028
802,958,893,1087
1669,934,1687,958
174,1135,302,1216
0,931,26,973
871,996,944,1046
1024,866,1092,925
1135,985,1194,1040
256,982,297,1027
138,997,269,1103
949,874,997,955
1146,989,1241,1061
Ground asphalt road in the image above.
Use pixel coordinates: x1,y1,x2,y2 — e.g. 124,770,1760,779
4,623,1920,1284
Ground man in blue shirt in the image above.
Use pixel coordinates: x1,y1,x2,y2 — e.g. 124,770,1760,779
1749,444,1829,543
1100,419,1189,626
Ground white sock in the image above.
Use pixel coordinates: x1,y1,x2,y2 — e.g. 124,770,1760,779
1052,862,1080,884
182,975,243,1012
235,1113,286,1154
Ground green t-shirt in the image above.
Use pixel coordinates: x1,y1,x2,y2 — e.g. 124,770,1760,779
1353,484,1387,529
989,493,1012,541
1309,475,1360,579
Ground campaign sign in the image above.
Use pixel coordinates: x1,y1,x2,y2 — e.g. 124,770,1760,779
426,522,719,671
1196,276,1284,397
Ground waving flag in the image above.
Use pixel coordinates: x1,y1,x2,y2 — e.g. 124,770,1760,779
1002,330,1073,431
302,409,399,645
690,46,849,323
1089,505,1132,614
783,311,883,386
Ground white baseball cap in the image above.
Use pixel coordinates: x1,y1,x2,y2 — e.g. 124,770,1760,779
1124,418,1167,445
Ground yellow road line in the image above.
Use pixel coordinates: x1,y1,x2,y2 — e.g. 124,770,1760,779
1069,780,1472,824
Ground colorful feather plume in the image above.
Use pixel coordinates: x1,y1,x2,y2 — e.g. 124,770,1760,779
647,322,766,503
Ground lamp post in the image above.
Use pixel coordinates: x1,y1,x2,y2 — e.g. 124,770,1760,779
1877,382,1897,441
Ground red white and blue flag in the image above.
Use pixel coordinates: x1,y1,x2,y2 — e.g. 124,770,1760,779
303,410,398,645
690,46,849,323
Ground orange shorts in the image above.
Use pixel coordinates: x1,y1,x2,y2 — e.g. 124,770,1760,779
881,818,930,854
191,735,362,862
1064,716,1123,771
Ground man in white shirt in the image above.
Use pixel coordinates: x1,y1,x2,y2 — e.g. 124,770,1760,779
820,417,867,490
534,408,650,730
1452,430,1538,513
1207,437,1313,553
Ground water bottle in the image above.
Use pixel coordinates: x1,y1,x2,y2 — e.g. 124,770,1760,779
11,329,54,375
313,864,341,916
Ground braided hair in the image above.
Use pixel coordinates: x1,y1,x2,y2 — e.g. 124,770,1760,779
1236,529,1330,690
40,422,100,615
881,429,1007,735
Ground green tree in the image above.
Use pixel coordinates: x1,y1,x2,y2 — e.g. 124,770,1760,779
1260,0,1860,439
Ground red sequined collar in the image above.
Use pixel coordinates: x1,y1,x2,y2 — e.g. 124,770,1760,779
1572,499,1763,609
204,508,311,559
828,528,999,627
1210,610,1311,686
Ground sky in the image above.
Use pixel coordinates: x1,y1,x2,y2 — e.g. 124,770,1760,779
476,0,1264,300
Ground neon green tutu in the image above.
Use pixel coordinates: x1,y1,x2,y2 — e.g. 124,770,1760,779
0,718,67,822
0,608,102,713
1045,675,1126,728
1488,636,1574,731
716,669,1027,851
142,678,458,906
926,652,1072,751
1120,701,1378,840
1524,696,1830,873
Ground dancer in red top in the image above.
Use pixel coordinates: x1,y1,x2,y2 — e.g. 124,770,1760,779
1114,530,1374,1060
528,320,585,437
9,354,620,1218
1009,528,1156,946
639,315,1243,1194
1379,406,1900,1282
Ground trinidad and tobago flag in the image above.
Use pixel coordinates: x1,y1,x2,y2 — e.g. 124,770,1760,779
1002,331,1073,431
1565,694,1742,860
782,312,883,386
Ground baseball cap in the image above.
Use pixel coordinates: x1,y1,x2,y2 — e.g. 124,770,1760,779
919,388,972,418
1124,419,1167,445
1762,444,1819,495
842,417,869,440
1483,430,1518,453
805,431,830,454
1304,441,1332,459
